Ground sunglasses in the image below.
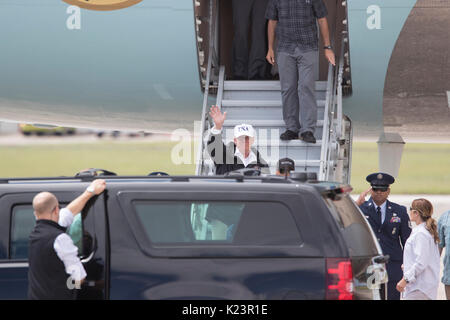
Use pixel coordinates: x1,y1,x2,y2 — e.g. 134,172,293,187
372,187,388,192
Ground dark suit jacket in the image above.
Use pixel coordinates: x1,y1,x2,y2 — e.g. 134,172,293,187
206,131,270,175
359,198,411,263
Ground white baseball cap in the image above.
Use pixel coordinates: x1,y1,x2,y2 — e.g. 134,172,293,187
234,124,255,138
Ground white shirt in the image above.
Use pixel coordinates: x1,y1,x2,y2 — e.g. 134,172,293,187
234,148,257,168
210,126,222,136
53,208,87,282
371,200,387,224
403,222,440,300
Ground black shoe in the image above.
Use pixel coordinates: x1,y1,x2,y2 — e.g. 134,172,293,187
300,131,316,144
280,130,299,141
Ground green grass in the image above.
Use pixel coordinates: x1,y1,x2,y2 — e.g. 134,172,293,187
350,142,450,194
1,140,449,194
0,141,196,178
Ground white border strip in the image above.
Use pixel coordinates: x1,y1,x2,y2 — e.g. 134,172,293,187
0,262,29,268
447,91,450,109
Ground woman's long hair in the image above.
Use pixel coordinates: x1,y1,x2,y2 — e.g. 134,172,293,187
411,198,439,244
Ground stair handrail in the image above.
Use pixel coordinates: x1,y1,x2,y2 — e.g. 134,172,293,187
336,34,346,141
195,0,218,175
319,60,335,181
324,33,347,180
318,0,351,181
216,66,225,109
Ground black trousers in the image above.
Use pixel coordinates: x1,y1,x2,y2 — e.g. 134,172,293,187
380,261,402,300
231,0,269,80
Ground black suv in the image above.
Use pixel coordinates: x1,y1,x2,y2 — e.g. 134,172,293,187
0,172,388,300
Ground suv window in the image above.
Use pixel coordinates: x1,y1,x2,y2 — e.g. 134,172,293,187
10,205,83,260
322,194,378,257
133,201,302,246
10,206,35,259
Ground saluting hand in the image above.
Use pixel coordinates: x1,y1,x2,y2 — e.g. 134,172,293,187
209,105,227,130
355,187,371,206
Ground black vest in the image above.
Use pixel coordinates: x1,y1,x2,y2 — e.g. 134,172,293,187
28,219,76,300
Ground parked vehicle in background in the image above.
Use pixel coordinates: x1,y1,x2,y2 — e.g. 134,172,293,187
19,124,76,136
94,130,152,138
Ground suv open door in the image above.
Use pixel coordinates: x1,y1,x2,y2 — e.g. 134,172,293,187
0,188,108,300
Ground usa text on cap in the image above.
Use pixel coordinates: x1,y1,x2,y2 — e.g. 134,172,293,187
234,124,255,138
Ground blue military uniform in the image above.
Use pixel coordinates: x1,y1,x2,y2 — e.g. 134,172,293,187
359,173,411,300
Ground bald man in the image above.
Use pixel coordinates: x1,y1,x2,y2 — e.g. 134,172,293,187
28,179,106,300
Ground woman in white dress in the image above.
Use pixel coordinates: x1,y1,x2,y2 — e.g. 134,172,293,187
396,198,441,300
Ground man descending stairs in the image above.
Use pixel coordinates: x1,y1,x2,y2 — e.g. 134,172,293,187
201,79,327,176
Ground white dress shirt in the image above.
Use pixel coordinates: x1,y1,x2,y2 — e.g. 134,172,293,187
210,126,222,136
371,200,387,224
403,222,440,300
234,148,257,168
54,208,87,281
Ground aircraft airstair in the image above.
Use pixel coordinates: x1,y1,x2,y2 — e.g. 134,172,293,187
194,1,352,184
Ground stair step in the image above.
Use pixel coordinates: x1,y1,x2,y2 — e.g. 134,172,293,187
204,158,321,166
222,134,324,143
250,140,322,147
202,159,321,175
221,120,325,139
221,99,326,108
223,120,324,127
224,80,327,91
222,108,325,121
222,90,326,101
265,159,321,167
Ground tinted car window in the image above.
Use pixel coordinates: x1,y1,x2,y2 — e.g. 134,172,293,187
322,195,378,257
10,206,35,259
133,201,302,246
10,205,82,259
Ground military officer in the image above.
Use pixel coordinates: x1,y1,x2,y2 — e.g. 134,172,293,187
356,172,411,300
